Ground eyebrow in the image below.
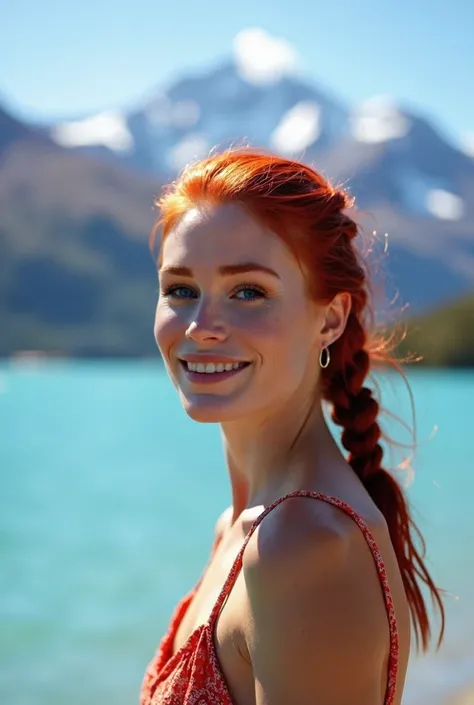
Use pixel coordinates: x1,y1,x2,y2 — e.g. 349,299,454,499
159,262,281,279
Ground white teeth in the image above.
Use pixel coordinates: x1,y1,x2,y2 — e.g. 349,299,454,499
185,361,247,374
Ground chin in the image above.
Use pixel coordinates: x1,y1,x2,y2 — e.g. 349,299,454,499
180,393,248,424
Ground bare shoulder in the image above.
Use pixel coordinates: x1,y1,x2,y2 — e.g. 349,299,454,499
242,496,396,705
243,493,389,575
213,504,233,543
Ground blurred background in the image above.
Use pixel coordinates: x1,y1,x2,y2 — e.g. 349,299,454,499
1,1,473,703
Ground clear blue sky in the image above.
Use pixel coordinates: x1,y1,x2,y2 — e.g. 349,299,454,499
2,0,473,148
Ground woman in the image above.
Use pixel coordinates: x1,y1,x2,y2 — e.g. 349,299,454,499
141,151,444,705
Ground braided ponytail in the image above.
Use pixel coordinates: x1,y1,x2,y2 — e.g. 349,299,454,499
154,147,445,651
323,309,444,650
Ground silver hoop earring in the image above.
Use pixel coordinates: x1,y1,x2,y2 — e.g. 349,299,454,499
319,345,330,369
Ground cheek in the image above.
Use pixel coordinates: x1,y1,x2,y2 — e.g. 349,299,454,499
242,302,310,346
248,305,317,372
154,303,181,356
237,302,286,338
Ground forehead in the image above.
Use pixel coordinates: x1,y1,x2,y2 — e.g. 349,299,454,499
161,202,293,267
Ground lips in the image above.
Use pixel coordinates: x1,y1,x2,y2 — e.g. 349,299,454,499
178,358,251,383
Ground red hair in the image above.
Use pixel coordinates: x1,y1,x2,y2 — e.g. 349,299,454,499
151,149,445,651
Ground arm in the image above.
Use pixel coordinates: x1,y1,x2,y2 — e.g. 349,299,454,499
243,501,390,705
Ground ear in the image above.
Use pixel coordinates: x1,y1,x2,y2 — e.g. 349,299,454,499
319,292,352,346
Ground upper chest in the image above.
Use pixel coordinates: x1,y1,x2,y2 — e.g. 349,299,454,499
171,533,256,705
172,533,246,655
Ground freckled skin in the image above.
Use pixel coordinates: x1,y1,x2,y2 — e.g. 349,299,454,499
155,203,347,424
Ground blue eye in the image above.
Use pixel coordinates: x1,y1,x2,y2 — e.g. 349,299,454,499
164,285,196,299
233,286,266,302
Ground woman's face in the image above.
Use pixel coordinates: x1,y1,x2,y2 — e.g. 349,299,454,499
155,202,332,423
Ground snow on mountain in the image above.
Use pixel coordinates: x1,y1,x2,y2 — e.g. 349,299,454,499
46,29,473,226
427,189,465,220
313,97,474,228
396,168,465,220
271,101,321,155
43,27,474,307
45,27,474,209
51,111,133,152
350,95,412,143
131,55,348,174
2,29,474,327
49,29,349,175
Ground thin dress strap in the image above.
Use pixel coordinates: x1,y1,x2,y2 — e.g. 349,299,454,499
208,490,400,705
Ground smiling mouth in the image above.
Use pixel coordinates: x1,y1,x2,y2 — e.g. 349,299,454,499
180,360,249,373
178,359,251,381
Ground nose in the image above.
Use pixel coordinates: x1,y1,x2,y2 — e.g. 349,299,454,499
185,299,228,344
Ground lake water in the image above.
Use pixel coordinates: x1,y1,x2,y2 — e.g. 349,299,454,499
1,362,473,705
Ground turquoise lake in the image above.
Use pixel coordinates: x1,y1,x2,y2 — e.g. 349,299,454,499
1,362,473,705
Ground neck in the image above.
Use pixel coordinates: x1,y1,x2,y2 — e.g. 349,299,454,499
221,396,344,520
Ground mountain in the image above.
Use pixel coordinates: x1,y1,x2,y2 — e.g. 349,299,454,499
1,49,474,357
49,60,349,177
317,100,474,311
47,60,474,312
395,294,474,367
47,65,474,216
0,106,161,357
0,104,50,156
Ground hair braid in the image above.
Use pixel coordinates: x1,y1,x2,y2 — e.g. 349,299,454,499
324,313,382,477
323,310,444,650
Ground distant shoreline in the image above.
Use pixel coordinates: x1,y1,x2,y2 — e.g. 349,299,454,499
2,294,473,367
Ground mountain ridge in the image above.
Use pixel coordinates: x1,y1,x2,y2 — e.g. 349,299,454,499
1,54,473,357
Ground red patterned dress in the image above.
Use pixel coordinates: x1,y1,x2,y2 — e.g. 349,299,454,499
141,491,400,705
